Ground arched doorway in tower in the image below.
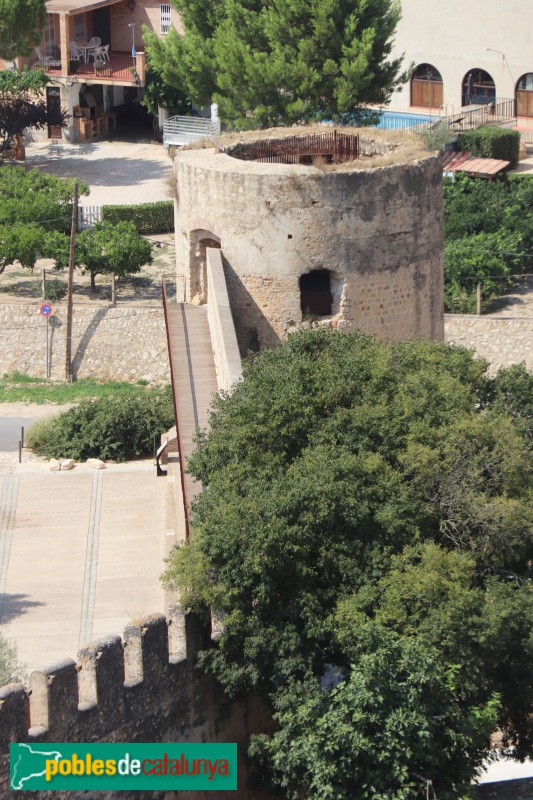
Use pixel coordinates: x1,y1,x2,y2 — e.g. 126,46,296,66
411,64,443,108
189,229,221,304
462,69,495,106
516,73,533,117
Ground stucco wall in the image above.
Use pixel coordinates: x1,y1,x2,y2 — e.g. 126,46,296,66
389,0,533,112
174,148,444,351
0,303,169,382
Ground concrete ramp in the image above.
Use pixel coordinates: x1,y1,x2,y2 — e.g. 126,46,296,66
163,301,218,533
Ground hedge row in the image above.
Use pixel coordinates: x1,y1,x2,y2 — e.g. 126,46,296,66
102,201,174,234
457,127,520,169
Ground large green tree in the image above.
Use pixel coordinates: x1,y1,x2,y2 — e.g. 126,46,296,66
144,0,407,127
164,331,533,799
0,165,89,274
0,0,46,60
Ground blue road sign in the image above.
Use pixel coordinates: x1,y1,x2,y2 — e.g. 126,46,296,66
40,304,52,317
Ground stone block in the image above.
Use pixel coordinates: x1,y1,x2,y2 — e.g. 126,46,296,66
60,458,75,470
49,458,61,472
87,458,105,470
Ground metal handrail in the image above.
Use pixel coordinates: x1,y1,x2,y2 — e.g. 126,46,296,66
162,278,191,540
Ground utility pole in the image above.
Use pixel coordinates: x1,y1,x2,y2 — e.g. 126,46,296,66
65,182,78,381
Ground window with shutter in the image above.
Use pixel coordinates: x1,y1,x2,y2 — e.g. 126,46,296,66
160,4,171,34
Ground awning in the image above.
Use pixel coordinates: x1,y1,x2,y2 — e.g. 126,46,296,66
45,0,123,14
442,150,510,178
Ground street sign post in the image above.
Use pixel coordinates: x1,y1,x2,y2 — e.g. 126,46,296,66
40,305,52,377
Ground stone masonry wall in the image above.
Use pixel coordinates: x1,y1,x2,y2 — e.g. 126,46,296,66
444,315,533,375
0,609,272,800
174,147,444,352
0,303,170,382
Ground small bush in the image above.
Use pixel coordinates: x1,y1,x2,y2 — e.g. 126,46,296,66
0,634,25,686
457,127,520,169
44,278,67,301
26,416,58,452
102,201,174,235
28,387,175,462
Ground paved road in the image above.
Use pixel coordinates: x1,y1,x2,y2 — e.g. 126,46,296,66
0,419,33,452
0,459,166,673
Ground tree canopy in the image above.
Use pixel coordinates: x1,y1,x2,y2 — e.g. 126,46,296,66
144,0,407,127
164,330,533,799
443,174,533,312
0,0,46,60
0,165,89,274
0,68,68,156
45,220,153,289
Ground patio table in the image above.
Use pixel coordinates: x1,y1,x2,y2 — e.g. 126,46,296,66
76,42,98,63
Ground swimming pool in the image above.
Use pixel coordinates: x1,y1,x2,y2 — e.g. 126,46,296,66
373,110,434,130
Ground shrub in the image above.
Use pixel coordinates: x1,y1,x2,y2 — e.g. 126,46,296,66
102,201,174,235
0,634,25,686
28,387,175,462
26,416,58,452
457,127,520,169
444,231,516,312
44,278,67,301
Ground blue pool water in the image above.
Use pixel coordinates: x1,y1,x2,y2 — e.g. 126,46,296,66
373,110,434,130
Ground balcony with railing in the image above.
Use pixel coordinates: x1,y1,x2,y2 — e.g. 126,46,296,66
23,49,145,85
20,5,147,85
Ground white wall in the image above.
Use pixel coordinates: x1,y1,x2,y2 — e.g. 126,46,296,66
389,0,533,112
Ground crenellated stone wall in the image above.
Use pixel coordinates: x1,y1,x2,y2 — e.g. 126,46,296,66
0,303,170,383
0,608,272,800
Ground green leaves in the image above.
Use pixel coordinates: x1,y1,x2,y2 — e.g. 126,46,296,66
27,387,174,462
0,0,46,60
145,0,406,126
75,220,153,288
443,174,533,311
165,330,532,796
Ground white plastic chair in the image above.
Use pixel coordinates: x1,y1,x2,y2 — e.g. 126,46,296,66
70,42,82,62
88,36,101,47
99,44,110,62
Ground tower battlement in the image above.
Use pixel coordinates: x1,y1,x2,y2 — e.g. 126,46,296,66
0,607,271,799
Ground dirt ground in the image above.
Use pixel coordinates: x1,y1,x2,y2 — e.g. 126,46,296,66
0,232,177,306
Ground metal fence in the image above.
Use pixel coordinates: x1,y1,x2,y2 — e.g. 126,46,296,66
225,131,360,164
163,115,221,147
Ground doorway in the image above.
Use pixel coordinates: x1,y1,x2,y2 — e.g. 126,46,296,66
300,270,333,316
46,87,62,139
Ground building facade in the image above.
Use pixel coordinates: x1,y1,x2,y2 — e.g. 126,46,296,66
388,0,533,127
1,0,181,142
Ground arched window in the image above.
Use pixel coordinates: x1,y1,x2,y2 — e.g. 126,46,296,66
300,270,332,317
516,73,533,117
411,63,443,108
462,69,495,106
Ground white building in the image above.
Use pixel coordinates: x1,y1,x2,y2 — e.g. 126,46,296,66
388,0,533,126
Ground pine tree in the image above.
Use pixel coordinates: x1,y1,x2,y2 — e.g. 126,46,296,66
0,0,46,60
144,0,407,127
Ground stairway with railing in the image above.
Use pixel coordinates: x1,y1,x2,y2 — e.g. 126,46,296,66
161,279,219,539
